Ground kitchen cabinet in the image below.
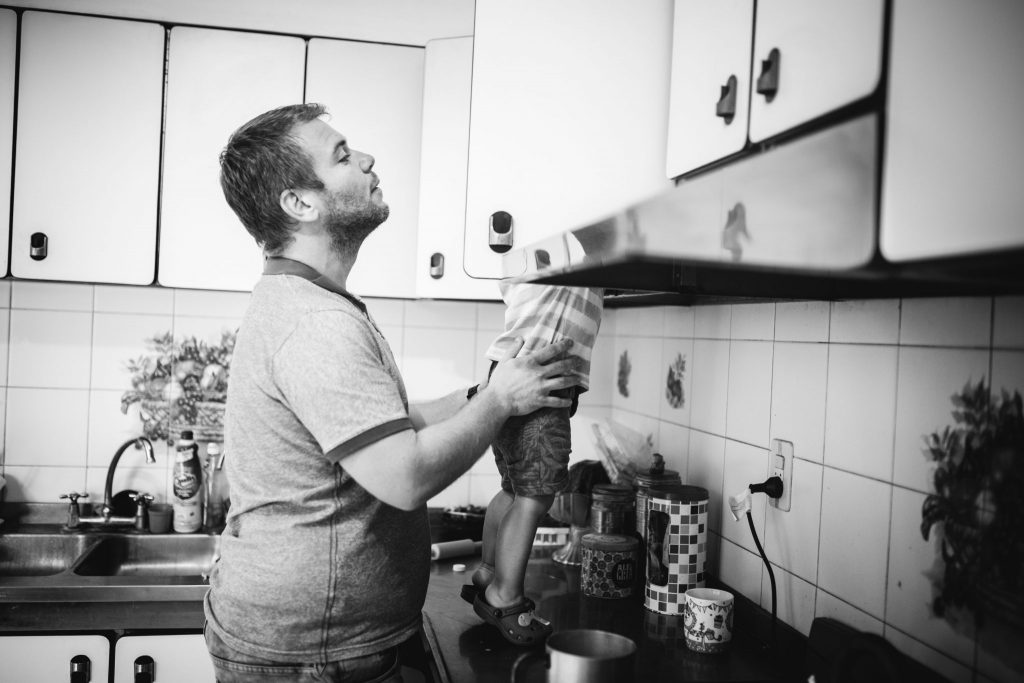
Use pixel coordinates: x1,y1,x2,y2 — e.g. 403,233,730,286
415,37,499,301
666,0,884,177
159,27,305,292
0,9,14,277
112,634,215,683
880,0,1024,262
0,634,110,683
463,0,674,280
11,11,164,284
305,38,424,299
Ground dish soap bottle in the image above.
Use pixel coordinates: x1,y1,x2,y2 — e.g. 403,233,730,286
172,430,203,533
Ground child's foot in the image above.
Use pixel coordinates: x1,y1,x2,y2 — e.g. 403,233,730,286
460,562,495,604
474,585,552,646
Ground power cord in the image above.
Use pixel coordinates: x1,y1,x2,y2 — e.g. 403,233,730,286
730,476,783,654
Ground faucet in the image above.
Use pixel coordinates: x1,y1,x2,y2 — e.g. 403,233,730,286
63,437,156,530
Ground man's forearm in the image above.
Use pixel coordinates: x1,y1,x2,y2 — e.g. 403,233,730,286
408,387,473,430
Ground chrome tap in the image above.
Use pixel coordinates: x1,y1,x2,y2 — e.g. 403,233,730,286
65,437,157,530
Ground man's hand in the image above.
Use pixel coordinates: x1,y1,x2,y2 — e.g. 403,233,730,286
484,338,579,416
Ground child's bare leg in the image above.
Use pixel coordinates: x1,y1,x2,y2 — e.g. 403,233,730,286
486,493,555,608
473,488,514,590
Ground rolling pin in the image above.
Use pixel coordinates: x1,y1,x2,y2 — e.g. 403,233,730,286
430,539,483,560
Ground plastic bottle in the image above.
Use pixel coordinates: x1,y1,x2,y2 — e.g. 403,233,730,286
203,442,224,531
172,430,203,533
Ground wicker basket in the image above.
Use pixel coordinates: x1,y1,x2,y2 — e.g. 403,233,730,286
140,399,224,443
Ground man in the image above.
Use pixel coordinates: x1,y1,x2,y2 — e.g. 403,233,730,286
204,103,578,682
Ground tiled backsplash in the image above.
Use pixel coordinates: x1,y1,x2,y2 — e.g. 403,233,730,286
1,280,1022,682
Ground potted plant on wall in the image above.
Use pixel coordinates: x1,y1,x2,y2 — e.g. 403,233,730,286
120,330,236,444
921,379,1024,670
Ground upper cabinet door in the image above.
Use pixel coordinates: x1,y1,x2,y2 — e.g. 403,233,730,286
666,0,754,178
0,10,15,277
415,37,498,301
11,12,164,284
748,0,884,143
160,27,305,291
306,39,424,299
463,0,674,280
881,0,1024,261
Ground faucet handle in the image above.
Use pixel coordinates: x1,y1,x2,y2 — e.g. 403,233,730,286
60,492,88,503
129,491,153,508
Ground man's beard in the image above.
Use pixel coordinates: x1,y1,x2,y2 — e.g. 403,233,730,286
325,197,389,260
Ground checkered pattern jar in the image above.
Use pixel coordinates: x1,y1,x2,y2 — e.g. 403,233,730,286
643,485,709,615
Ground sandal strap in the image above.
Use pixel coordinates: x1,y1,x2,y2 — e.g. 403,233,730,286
491,597,536,619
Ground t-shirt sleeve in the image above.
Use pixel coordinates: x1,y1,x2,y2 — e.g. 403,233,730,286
274,309,412,461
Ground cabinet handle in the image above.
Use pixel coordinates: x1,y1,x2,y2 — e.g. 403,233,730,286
488,211,513,254
69,654,91,683
133,655,155,683
30,232,48,260
755,47,781,102
715,75,738,123
429,252,445,279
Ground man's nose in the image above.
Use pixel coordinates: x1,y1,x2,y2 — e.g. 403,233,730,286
358,152,375,172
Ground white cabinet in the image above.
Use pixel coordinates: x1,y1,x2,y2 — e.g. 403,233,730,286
415,37,498,301
159,27,305,292
0,9,15,277
881,0,1024,261
306,39,424,299
0,634,110,683
463,0,674,279
113,634,215,683
11,11,164,284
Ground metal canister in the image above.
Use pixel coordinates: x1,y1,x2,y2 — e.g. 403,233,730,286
581,533,639,599
633,459,681,546
643,484,709,615
590,484,635,535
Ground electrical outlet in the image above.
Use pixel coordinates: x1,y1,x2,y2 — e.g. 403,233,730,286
769,439,793,511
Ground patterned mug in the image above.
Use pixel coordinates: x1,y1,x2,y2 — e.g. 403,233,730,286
683,588,734,654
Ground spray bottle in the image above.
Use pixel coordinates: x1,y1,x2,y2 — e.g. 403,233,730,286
172,430,203,532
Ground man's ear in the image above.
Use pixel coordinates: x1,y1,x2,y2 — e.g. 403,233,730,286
279,188,319,223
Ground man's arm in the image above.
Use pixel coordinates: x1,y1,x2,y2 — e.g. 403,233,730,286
407,389,472,431
338,338,577,510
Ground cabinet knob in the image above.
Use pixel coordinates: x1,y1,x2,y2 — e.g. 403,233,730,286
30,232,48,261
755,48,781,102
488,211,514,254
429,252,445,279
69,654,91,683
715,75,738,123
133,655,155,683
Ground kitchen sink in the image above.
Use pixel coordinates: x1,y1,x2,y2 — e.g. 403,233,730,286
0,534,98,577
74,534,220,577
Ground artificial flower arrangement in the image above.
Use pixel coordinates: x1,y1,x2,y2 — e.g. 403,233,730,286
120,330,236,444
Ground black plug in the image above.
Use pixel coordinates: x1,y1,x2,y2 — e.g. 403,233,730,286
749,476,783,499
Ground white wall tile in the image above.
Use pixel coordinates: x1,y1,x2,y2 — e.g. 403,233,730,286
766,458,823,583
776,301,829,342
721,440,769,555
404,299,477,329
615,307,664,338
761,565,816,636
91,313,175,391
8,310,93,388
726,341,772,447
0,309,9,386
585,334,615,407
607,410,659,460
611,335,661,417
892,347,990,493
174,289,250,318
695,305,731,339
824,344,898,480
94,285,174,315
656,421,689,482
730,303,775,341
476,301,506,331
172,316,242,345
427,474,470,509
0,280,11,308
886,487,976,665
659,337,693,426
770,342,827,463
401,327,476,402
718,539,762,605
993,296,1024,349
690,339,729,435
900,297,991,348
88,390,172,469
1,465,86,503
686,431,725,533
815,588,884,635
817,469,892,619
11,281,93,311
5,388,89,466
884,627,973,683
830,299,900,344
664,306,695,339
992,350,1024,397
363,297,405,326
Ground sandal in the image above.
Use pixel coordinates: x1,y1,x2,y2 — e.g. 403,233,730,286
473,592,552,646
460,584,481,605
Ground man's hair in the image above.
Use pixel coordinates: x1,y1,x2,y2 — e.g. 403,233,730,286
219,103,328,253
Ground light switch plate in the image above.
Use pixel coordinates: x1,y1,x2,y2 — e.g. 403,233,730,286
769,438,794,511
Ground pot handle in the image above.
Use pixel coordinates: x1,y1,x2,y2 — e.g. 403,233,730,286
510,651,548,683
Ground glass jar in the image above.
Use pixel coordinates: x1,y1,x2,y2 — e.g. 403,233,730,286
590,483,635,535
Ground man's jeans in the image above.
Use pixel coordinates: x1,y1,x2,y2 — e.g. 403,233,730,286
205,623,403,683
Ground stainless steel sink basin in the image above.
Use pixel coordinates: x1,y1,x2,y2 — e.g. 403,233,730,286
0,534,98,577
74,535,220,577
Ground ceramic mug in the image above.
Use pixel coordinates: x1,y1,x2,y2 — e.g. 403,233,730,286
511,629,636,683
683,588,734,654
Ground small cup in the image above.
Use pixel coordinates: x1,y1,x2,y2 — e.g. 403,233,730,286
148,503,173,534
683,588,734,654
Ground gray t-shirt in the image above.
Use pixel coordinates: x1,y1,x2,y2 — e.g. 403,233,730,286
205,259,429,662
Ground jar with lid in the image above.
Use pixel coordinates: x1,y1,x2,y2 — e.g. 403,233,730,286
581,532,639,599
589,483,634,535
633,453,681,545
